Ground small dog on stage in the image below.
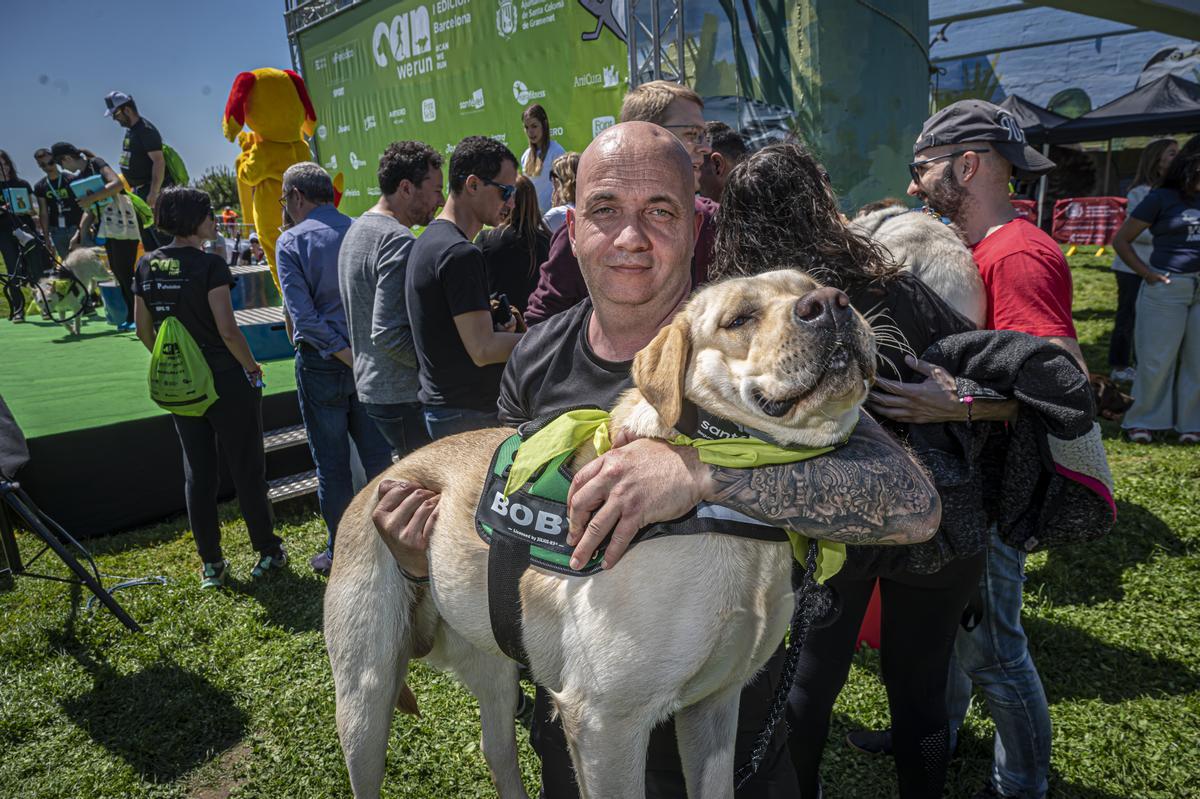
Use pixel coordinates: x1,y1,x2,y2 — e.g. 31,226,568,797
851,200,988,328
325,270,893,798
35,247,111,335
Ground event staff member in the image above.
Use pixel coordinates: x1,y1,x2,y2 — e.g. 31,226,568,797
697,121,748,203
0,149,44,322
1113,134,1200,445
277,163,394,576
523,80,717,325
105,90,174,250
33,148,82,257
404,135,522,440
51,142,141,330
131,186,283,588
867,99,1084,799
339,140,444,456
370,122,942,798
520,103,567,213
477,175,550,312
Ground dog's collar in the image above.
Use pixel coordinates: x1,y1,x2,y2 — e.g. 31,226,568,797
676,399,792,450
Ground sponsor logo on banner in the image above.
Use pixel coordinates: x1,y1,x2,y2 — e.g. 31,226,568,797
459,88,485,112
332,87,345,98
349,152,367,170
422,98,437,122
373,6,434,80
496,0,517,38
388,108,408,124
313,56,328,71
574,65,621,89
592,115,615,137
551,126,563,137
368,187,382,196
512,80,546,105
363,114,377,131
344,189,362,198
337,124,351,134
317,125,327,140
325,154,338,170
332,47,354,65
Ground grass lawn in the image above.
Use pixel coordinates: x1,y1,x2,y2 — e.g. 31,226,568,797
1,249,1198,798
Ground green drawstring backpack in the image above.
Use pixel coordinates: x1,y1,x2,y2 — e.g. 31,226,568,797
146,259,218,416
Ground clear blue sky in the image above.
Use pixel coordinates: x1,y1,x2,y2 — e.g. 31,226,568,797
1,0,295,183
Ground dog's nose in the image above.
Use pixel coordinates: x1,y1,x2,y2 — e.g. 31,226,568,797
794,287,851,330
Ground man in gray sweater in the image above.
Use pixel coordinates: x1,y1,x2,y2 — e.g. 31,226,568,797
338,141,445,455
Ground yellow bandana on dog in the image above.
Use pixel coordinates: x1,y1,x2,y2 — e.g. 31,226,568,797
505,409,850,582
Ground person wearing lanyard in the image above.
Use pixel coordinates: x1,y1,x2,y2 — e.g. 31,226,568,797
33,148,82,258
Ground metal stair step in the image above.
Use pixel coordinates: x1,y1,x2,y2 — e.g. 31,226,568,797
263,424,309,453
267,470,318,503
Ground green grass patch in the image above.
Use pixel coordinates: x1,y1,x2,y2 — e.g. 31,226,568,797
1,249,1197,798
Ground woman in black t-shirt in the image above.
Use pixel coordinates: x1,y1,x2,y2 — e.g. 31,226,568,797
131,186,283,589
1,149,48,322
51,141,142,328
711,141,981,799
477,175,551,312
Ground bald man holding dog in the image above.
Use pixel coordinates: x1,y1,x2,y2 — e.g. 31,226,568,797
370,122,941,797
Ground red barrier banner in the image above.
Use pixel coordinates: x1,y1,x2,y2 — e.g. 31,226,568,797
1011,199,1037,224
1051,197,1128,245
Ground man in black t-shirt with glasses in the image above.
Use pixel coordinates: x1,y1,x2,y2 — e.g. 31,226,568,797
405,135,522,440
105,90,174,250
32,148,82,257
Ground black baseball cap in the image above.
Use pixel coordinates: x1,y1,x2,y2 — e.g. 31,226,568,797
914,99,1056,178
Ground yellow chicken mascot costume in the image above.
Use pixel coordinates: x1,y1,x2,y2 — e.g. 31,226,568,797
222,68,316,288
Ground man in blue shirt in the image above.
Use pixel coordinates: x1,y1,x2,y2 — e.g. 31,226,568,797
277,162,394,575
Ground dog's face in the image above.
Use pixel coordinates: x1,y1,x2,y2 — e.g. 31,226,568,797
633,269,876,447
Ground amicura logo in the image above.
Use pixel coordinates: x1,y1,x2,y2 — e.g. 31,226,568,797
496,0,517,39
373,6,433,80
459,88,485,112
512,80,546,105
574,64,622,89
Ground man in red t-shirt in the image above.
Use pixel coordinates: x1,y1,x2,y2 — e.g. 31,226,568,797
868,100,1087,799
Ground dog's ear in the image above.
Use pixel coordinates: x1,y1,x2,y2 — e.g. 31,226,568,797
632,315,692,429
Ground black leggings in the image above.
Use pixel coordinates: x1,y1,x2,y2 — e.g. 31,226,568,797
171,366,281,563
786,552,985,798
105,238,139,324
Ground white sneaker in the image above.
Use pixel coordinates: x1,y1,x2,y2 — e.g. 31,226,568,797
1110,367,1136,383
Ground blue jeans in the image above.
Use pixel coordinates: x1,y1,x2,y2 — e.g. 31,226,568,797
947,527,1051,799
422,406,497,440
295,347,395,552
362,401,431,455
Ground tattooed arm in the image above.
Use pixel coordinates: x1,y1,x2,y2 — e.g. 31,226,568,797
706,413,940,545
566,413,940,570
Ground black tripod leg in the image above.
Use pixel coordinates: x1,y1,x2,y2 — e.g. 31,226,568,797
3,489,142,632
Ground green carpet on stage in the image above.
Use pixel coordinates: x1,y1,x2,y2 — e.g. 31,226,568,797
4,315,297,439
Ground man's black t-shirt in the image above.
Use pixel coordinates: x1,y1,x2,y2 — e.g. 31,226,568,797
496,298,795,795
406,219,503,411
120,118,172,193
33,173,83,229
132,246,240,372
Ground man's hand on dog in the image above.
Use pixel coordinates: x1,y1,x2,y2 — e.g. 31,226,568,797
373,479,440,578
566,437,715,571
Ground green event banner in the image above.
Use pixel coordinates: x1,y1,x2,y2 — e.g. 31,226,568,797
298,0,628,215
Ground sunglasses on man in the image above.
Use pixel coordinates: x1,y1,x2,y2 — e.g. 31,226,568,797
480,177,515,202
908,148,990,183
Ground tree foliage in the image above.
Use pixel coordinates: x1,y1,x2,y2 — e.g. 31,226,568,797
192,165,240,211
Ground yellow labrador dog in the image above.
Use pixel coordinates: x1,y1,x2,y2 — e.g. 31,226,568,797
325,269,877,798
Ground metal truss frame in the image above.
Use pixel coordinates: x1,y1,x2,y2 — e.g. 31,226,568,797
626,0,687,88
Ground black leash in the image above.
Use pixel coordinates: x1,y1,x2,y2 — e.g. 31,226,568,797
734,538,822,788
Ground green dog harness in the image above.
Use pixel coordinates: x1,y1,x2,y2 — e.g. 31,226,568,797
476,408,853,664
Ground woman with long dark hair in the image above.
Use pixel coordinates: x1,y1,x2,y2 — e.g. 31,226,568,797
712,140,983,799
51,141,143,330
519,103,566,214
477,175,550,313
1108,137,1179,383
1114,133,1200,444
132,186,284,588
0,149,47,322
